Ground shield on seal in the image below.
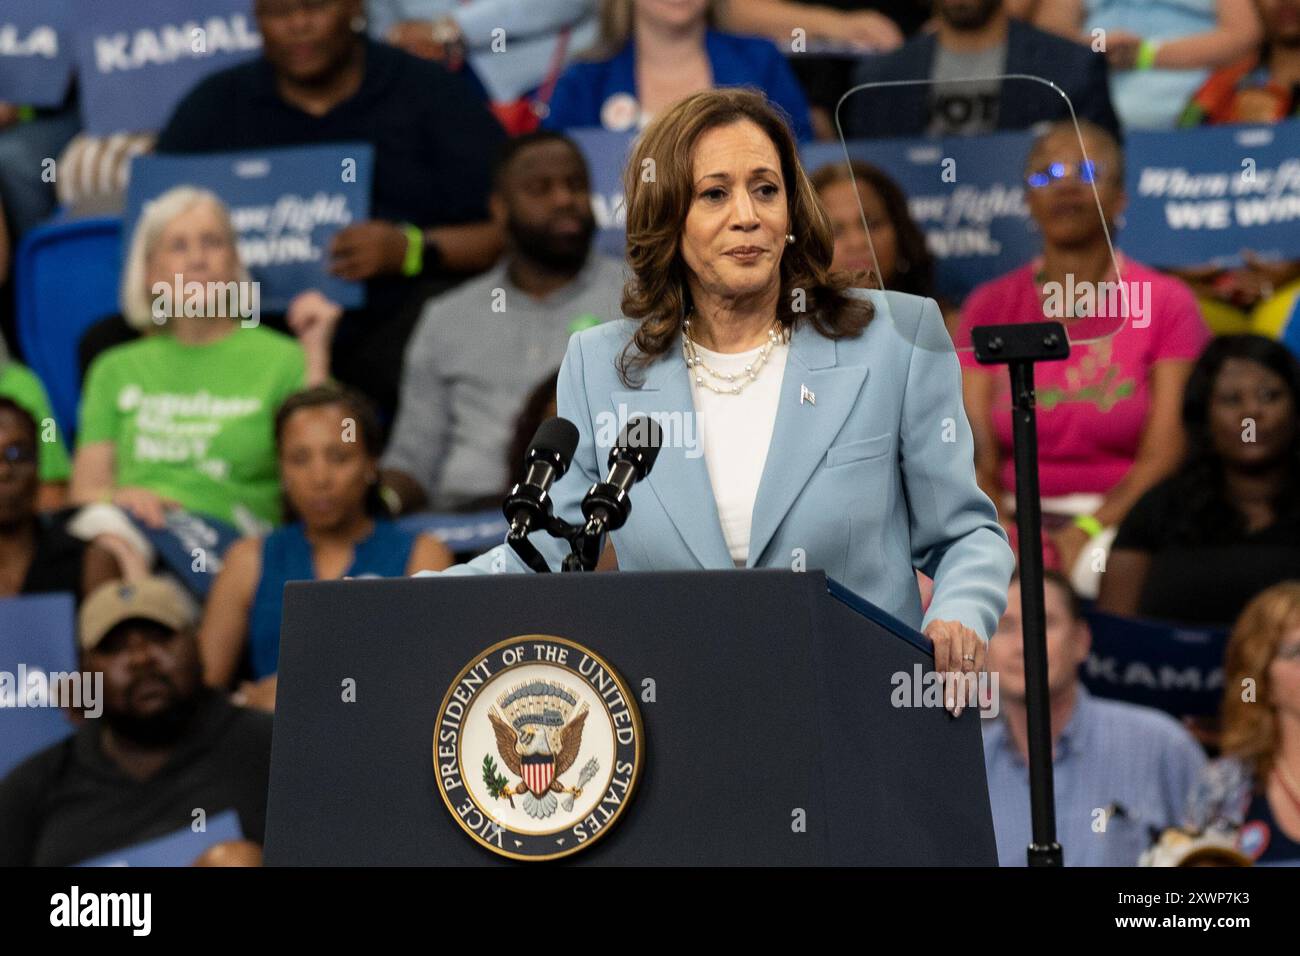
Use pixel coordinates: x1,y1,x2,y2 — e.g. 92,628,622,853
521,754,554,797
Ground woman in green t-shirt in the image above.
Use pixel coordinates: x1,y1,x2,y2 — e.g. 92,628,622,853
70,187,341,534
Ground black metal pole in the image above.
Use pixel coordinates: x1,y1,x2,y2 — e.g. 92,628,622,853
972,321,1067,868
1007,357,1063,867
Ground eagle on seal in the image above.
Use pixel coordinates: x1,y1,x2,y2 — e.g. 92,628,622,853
488,680,589,819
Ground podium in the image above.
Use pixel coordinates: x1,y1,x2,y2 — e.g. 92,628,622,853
264,569,997,865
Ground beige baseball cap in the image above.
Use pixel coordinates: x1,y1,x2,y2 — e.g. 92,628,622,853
79,577,197,651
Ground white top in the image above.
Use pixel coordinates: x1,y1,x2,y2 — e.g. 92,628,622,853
687,338,790,566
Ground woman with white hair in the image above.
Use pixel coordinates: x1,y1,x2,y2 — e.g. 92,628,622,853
70,186,337,535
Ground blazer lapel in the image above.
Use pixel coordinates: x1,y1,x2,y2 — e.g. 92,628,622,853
610,339,733,568
745,325,869,567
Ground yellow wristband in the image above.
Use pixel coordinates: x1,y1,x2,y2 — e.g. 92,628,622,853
1073,514,1104,538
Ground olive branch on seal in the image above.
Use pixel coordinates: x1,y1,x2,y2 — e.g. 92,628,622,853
482,754,514,807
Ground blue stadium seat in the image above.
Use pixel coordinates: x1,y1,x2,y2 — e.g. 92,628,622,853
14,216,123,439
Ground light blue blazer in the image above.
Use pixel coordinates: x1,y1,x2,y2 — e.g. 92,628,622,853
445,290,1014,640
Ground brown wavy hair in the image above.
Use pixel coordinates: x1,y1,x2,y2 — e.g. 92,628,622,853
1219,581,1300,780
617,87,873,386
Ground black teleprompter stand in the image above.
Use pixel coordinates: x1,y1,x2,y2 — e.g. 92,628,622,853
972,320,1069,868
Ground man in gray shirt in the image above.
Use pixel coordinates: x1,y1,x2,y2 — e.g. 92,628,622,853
380,132,626,513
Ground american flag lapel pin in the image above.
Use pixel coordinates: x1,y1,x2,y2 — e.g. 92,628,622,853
800,383,815,406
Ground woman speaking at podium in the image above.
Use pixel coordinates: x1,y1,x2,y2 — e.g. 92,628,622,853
436,88,1013,711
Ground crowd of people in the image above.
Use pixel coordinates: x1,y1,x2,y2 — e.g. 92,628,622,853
1,0,1300,867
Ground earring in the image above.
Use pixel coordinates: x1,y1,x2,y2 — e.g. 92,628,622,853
785,233,795,244
351,14,368,32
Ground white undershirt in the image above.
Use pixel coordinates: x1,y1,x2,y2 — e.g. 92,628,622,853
687,338,790,566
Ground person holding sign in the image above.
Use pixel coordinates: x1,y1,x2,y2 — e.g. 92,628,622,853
70,188,336,536
154,0,507,418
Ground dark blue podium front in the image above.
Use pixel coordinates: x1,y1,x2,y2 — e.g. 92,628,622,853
265,569,997,865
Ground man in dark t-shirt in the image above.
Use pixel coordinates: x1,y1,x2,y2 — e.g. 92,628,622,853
153,0,507,417
0,577,272,866
844,0,1121,140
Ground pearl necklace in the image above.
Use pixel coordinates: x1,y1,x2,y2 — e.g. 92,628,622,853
682,317,786,396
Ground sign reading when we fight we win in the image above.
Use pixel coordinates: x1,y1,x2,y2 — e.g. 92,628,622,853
574,119,1300,309
73,0,261,135
126,143,374,312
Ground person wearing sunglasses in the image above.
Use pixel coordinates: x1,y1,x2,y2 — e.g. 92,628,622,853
0,399,120,604
957,120,1210,597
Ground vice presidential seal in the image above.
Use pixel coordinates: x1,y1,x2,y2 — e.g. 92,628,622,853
433,636,643,860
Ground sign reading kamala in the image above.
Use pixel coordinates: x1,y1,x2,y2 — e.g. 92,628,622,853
0,0,73,107
126,144,374,311
1082,611,1228,719
73,0,261,135
434,636,642,860
1124,119,1300,268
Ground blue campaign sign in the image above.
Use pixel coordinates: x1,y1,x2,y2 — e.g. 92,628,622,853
0,0,74,107
75,808,244,867
1123,119,1300,269
126,144,374,311
398,509,508,556
804,133,1039,304
569,128,634,261
0,593,78,779
133,510,242,599
1081,611,1228,719
73,0,262,134
570,127,1040,303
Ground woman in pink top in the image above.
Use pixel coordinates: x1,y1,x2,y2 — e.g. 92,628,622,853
959,121,1209,593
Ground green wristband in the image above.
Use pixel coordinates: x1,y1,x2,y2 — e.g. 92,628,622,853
1135,39,1159,71
1073,514,1104,538
400,223,423,277
378,484,403,517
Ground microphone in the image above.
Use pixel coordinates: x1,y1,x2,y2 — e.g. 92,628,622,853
503,417,580,539
581,416,662,538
